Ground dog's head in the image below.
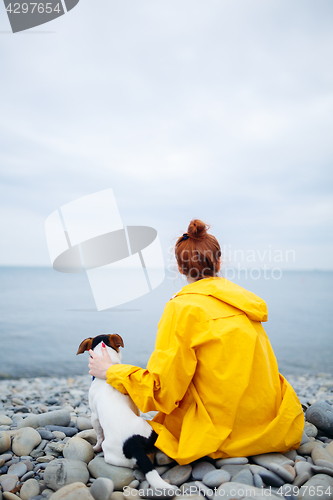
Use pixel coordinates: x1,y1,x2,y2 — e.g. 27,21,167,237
76,334,124,364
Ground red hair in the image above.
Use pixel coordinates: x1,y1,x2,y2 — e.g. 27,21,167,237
175,219,221,280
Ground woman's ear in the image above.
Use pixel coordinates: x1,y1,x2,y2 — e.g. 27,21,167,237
216,257,221,273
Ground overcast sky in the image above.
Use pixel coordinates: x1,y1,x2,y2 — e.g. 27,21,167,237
1,0,332,270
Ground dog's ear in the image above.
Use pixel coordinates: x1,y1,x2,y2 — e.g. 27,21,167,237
76,337,94,355
108,334,124,351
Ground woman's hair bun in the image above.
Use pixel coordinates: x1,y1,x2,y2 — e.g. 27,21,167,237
187,219,210,238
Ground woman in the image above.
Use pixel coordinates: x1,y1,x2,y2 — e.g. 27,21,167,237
88,219,304,465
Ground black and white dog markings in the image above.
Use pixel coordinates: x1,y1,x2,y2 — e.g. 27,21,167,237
77,334,176,490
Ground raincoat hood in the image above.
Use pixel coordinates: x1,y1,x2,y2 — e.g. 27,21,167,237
175,276,268,323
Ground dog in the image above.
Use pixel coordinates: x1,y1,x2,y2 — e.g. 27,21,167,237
77,334,175,490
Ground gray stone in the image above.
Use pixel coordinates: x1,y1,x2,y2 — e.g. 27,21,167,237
44,458,89,491
21,471,35,481
267,463,295,483
38,410,71,428
90,477,114,500
88,456,135,490
284,450,297,461
219,464,250,478
7,461,27,477
168,464,192,486
194,481,214,500
76,429,97,446
0,431,11,453
312,445,333,469
0,415,12,426
253,473,264,488
192,461,216,480
12,428,42,456
63,437,95,464
202,469,231,488
306,402,333,438
304,422,318,438
250,452,293,468
0,474,18,492
297,441,323,455
248,464,284,487
37,429,55,440
17,415,40,429
155,450,174,466
48,482,94,499
297,474,333,499
215,457,248,467
128,480,140,489
231,469,253,486
76,417,93,431
45,425,78,437
20,478,40,500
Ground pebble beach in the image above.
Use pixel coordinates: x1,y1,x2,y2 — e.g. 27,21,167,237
0,373,333,500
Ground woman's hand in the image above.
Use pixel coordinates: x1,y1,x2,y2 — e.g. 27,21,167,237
88,344,113,380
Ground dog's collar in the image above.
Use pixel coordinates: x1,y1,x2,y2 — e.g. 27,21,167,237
92,376,95,381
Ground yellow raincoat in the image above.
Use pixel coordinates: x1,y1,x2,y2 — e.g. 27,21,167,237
106,277,304,464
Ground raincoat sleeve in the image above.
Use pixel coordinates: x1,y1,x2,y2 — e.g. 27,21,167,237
106,300,200,414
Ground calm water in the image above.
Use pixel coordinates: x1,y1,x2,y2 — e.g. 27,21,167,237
0,267,332,378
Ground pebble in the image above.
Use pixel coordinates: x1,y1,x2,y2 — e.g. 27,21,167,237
63,437,95,463
202,469,230,488
267,462,295,482
306,402,333,438
18,415,40,429
215,457,248,466
88,457,135,490
219,464,250,478
249,464,285,487
155,450,174,465
298,474,333,500
0,474,18,492
12,428,41,456
191,461,216,480
231,469,254,486
2,493,20,500
45,425,78,437
0,373,332,500
76,417,93,431
37,429,55,440
7,461,27,477
44,458,90,490
311,445,333,468
38,410,71,428
250,452,293,467
48,482,94,499
253,473,264,488
20,478,40,500
304,422,318,437
0,416,12,426
168,464,192,486
0,431,11,453
76,430,97,446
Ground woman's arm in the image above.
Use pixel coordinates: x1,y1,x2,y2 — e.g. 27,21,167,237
106,300,204,414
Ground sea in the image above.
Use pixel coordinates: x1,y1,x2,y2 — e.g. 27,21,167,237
0,266,332,379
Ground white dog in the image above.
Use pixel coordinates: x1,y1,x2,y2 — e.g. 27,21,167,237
77,334,175,490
